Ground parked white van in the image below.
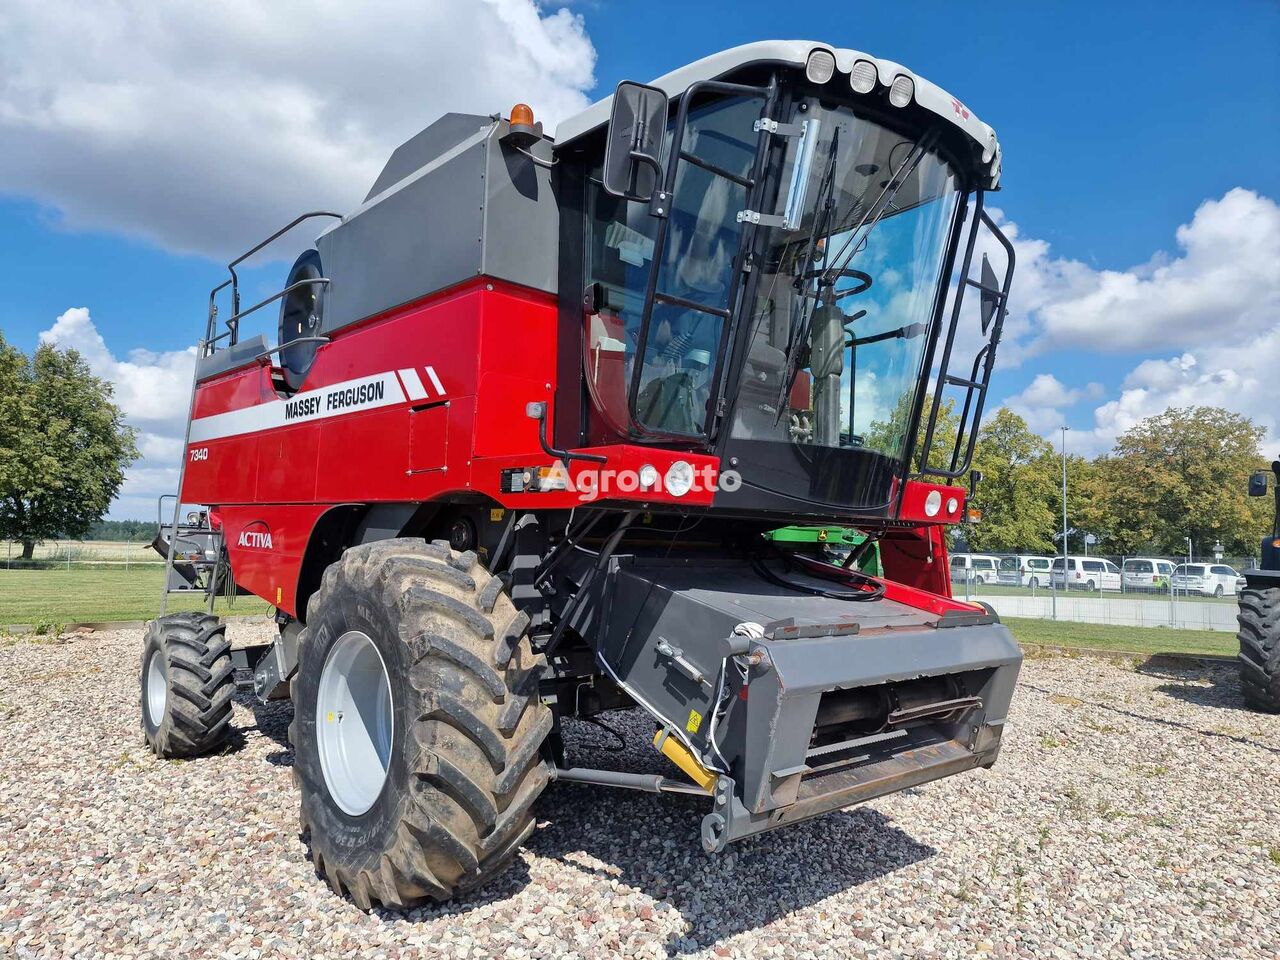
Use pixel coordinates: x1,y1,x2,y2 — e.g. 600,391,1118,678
1050,556,1122,591
1121,557,1175,592
997,555,1054,588
1171,563,1242,598
949,554,1001,585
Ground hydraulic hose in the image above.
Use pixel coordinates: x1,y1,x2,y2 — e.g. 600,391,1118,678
751,543,886,602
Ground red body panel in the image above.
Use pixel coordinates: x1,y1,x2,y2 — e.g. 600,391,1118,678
217,504,331,614
182,278,720,615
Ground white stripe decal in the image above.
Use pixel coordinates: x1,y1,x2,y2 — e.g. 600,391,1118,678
398,367,427,401
188,370,408,444
424,366,445,396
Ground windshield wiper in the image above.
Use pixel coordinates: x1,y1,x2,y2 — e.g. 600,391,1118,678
815,128,938,289
775,130,935,422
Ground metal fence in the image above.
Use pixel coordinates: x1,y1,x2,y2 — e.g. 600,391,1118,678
949,552,1249,632
3,540,162,570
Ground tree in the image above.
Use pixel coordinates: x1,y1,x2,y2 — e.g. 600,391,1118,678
0,333,138,559
864,393,959,473
1046,452,1108,554
967,408,1058,552
1093,406,1268,556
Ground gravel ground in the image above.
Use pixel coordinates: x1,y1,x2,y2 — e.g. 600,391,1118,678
1,622,1277,959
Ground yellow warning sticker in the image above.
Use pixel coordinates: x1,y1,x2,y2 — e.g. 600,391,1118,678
685,709,703,734
490,508,506,522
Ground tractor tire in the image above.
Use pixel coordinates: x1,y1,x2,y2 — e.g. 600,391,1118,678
140,612,235,758
1237,585,1280,712
290,538,552,910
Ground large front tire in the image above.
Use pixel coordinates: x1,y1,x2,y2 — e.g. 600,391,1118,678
290,538,552,909
140,612,235,757
1238,585,1280,712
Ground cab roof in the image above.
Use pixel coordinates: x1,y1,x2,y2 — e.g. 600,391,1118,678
555,40,1002,188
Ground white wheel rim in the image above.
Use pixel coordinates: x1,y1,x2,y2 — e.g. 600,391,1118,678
146,650,167,727
316,630,394,816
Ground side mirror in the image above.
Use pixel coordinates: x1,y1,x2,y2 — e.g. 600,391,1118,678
603,81,668,203
1249,470,1269,497
979,254,1000,333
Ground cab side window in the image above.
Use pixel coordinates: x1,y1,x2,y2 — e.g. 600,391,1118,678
584,95,763,436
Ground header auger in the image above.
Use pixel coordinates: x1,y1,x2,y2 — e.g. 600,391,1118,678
143,40,1021,908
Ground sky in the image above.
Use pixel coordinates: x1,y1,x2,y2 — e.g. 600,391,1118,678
0,0,1277,519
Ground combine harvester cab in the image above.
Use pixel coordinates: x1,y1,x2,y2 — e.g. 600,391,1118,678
144,40,1021,907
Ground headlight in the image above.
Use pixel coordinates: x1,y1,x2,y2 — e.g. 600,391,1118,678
946,496,959,516
889,75,915,108
805,49,836,84
924,490,942,517
665,460,694,498
638,464,659,491
849,59,877,94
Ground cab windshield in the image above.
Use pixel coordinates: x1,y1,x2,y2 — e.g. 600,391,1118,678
728,98,961,465
582,89,969,510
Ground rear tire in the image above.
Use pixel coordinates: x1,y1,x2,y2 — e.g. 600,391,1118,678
1028,576,1039,589
1238,585,1280,713
1214,584,1224,598
140,613,235,758
290,538,552,909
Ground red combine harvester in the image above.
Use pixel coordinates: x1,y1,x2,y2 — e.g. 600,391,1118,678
144,41,1019,908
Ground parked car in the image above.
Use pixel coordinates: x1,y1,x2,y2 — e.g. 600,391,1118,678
1121,557,1176,592
949,553,1001,585
1050,556,1122,591
997,555,1054,588
1171,563,1242,598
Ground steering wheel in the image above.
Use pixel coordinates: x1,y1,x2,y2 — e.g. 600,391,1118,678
798,267,873,301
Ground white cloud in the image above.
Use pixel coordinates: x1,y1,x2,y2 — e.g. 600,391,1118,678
39,307,195,519
1078,331,1280,456
995,189,1280,359
1002,373,1104,435
0,0,596,259
988,188,1280,455
1034,189,1280,352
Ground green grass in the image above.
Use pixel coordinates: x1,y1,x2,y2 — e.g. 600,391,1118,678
0,567,269,627
1003,617,1236,657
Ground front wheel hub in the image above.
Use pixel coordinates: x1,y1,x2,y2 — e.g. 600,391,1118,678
315,630,394,816
145,650,167,726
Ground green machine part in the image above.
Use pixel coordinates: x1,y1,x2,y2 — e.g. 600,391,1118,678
765,526,883,576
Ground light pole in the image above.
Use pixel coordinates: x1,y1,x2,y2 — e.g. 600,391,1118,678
1061,426,1070,594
